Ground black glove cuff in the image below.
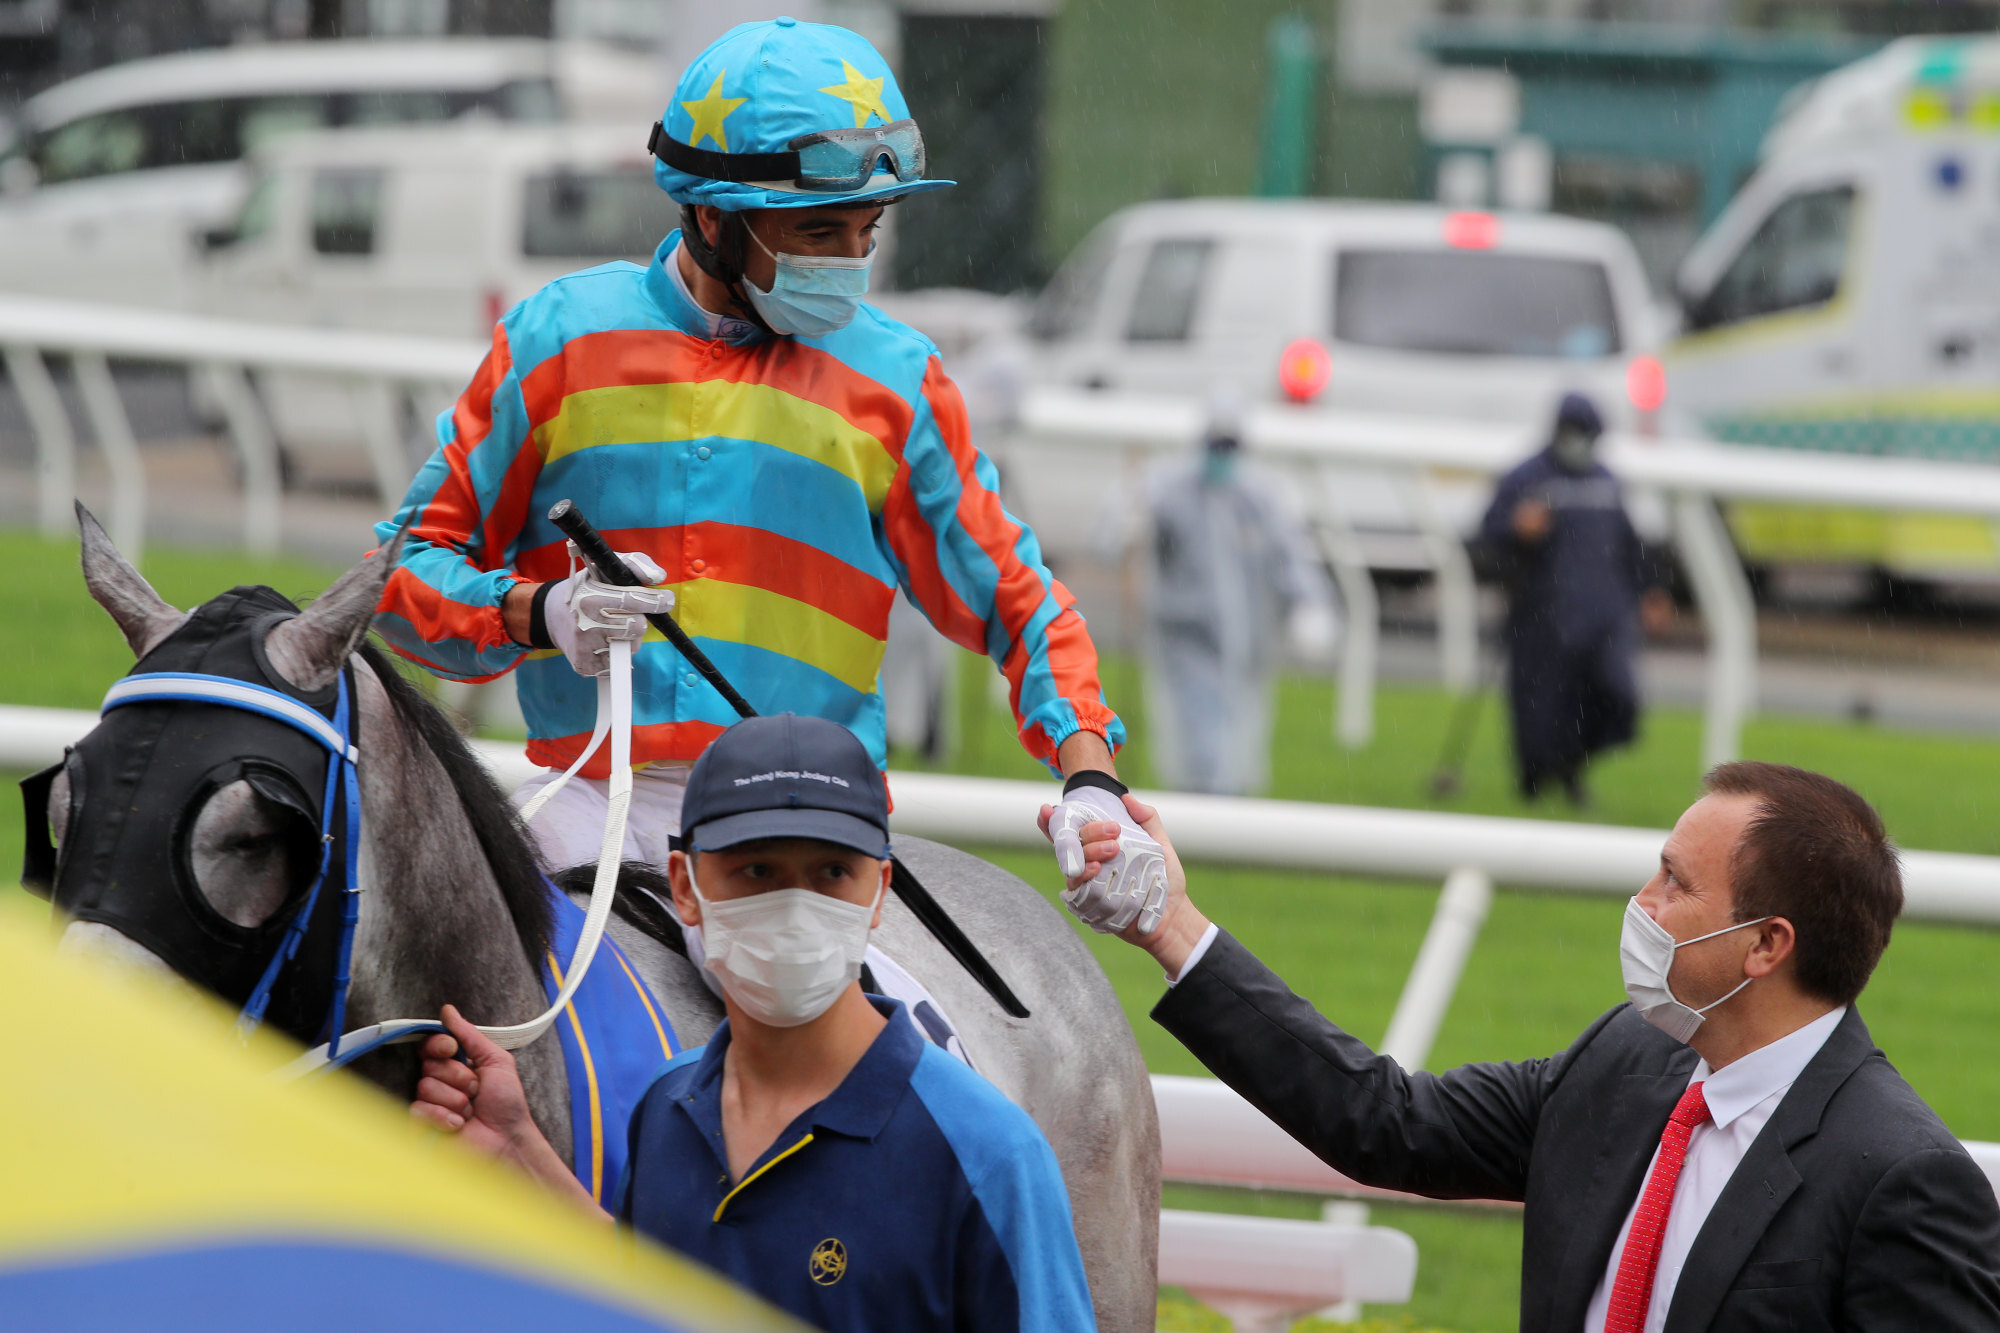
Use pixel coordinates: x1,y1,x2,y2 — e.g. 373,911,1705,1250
526,579,559,651
1062,769,1129,799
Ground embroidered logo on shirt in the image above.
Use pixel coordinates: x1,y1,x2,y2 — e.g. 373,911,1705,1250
809,1237,848,1286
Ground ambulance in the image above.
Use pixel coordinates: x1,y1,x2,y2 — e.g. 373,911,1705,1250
1666,36,2000,583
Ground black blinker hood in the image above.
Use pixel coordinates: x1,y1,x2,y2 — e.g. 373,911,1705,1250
29,585,354,1042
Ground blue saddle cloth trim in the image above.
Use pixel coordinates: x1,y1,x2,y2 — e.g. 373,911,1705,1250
540,882,680,1204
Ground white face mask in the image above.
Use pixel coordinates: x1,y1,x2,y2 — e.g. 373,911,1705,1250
693,880,883,1028
1619,897,1772,1043
742,226,874,337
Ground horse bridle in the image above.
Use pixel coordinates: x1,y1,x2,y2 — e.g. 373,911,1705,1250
98,669,372,1060
32,631,635,1076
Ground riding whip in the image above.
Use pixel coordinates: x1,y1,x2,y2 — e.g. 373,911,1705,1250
548,499,1031,1020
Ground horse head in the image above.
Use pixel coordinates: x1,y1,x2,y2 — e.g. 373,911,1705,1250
26,503,408,1046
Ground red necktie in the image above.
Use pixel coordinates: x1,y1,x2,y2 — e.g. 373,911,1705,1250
1604,1081,1712,1333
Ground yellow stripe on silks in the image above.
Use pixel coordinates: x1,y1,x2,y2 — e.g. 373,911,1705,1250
525,583,885,691
547,949,606,1202
714,1134,816,1222
660,579,887,695
534,379,897,509
0,895,806,1331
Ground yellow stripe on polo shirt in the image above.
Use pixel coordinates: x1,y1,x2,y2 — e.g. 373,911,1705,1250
534,380,897,508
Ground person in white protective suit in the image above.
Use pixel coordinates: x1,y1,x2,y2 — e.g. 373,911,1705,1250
1144,406,1341,796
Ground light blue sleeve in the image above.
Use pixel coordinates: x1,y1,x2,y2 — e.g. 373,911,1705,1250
909,1047,1098,1333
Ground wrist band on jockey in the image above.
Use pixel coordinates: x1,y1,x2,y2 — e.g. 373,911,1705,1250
1063,769,1129,799
527,580,559,650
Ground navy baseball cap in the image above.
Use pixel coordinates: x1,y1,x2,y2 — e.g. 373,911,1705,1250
681,714,891,858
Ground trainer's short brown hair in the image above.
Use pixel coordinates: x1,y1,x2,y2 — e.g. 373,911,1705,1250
1703,762,1903,1005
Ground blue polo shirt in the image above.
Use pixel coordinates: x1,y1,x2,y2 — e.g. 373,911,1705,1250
617,997,1096,1332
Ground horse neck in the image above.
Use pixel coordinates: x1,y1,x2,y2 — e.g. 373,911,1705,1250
344,661,572,1154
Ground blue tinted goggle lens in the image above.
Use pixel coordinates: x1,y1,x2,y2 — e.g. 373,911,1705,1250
791,120,926,190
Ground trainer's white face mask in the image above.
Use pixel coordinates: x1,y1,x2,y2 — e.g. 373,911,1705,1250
742,226,874,337
693,880,883,1027
1620,896,1772,1043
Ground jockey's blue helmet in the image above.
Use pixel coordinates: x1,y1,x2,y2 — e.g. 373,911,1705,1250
650,16,956,212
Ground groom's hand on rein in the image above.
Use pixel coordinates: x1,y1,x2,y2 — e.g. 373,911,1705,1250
412,1005,527,1156
1038,794,1210,980
411,1006,610,1218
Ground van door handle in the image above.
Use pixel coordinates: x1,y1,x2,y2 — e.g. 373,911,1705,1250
1819,347,1852,376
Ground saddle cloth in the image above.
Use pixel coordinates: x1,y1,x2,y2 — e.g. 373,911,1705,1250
539,883,680,1206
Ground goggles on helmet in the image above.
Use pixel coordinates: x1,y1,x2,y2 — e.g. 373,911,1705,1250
649,118,927,192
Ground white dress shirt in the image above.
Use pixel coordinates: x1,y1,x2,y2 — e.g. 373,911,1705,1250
1167,921,1221,984
1582,1004,1847,1333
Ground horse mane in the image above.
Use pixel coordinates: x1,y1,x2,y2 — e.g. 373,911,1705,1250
354,638,554,968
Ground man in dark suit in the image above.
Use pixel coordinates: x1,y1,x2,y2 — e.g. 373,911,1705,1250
1043,761,2000,1330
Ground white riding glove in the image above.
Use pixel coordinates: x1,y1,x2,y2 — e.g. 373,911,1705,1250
533,543,676,677
1050,775,1169,936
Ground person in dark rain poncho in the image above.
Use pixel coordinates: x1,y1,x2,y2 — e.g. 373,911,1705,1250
1479,393,1671,805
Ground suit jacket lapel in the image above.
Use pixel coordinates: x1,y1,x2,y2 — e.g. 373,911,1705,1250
1545,1063,1698,1332
1663,1007,1875,1333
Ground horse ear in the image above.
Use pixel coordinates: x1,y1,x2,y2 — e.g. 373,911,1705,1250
77,500,186,658
264,524,410,693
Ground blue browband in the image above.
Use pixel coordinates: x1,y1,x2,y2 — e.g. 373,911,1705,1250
102,671,374,1062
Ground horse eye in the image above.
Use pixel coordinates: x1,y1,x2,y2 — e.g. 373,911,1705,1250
188,780,317,928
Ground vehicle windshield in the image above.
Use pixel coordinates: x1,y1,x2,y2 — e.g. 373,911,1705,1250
1334,248,1622,359
521,168,672,260
31,82,559,186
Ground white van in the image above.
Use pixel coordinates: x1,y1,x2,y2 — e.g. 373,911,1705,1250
1017,198,1661,566
193,120,672,472
0,39,663,308
1666,36,2000,579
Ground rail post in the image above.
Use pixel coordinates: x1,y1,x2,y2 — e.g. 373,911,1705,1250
1380,866,1493,1071
7,345,73,539
1671,490,1757,769
200,361,282,555
72,352,145,565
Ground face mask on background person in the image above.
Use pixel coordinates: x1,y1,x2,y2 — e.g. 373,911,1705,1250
1619,896,1773,1043
742,226,874,337
693,880,884,1027
1551,424,1598,473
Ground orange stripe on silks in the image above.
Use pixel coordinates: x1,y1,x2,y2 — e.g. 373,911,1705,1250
545,949,605,1202
379,566,514,657
914,357,1114,762
515,523,897,638
380,638,512,687
528,719,730,778
515,328,917,454
418,328,514,538
479,431,548,574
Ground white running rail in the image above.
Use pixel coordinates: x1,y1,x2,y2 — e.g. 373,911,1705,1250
1018,386,2000,774
0,292,482,562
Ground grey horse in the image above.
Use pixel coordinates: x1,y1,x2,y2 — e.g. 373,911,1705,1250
48,509,1160,1331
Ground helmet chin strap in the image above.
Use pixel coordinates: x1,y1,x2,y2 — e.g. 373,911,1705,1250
678,205,777,336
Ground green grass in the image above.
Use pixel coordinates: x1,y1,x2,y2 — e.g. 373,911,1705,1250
13,532,2000,1331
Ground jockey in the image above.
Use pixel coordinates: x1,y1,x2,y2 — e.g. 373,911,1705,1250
371,16,1163,933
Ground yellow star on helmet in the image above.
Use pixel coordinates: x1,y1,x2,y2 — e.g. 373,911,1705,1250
682,71,747,151
818,59,893,128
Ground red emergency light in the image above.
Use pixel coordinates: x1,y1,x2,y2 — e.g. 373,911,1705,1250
1625,353,1667,414
1443,211,1500,250
1278,338,1333,403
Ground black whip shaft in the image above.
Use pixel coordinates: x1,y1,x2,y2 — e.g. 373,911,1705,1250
547,499,756,719
546,497,1031,1019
